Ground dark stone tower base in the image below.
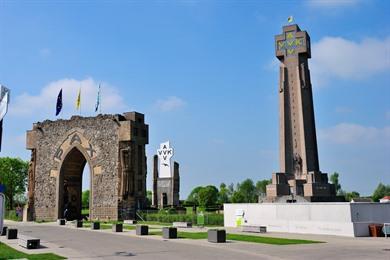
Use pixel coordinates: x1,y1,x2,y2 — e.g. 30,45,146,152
152,155,180,208
266,172,342,202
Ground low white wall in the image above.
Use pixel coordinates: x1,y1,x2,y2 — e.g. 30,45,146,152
223,203,390,237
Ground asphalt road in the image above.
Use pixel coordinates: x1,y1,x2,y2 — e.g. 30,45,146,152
3,222,390,260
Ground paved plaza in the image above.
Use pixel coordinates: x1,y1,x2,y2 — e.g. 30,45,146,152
1,221,389,260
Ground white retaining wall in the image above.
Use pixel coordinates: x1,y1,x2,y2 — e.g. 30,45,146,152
223,202,390,237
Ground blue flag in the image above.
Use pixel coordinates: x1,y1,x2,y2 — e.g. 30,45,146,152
56,89,62,116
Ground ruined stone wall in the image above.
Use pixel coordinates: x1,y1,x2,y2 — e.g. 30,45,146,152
29,116,119,220
27,114,132,221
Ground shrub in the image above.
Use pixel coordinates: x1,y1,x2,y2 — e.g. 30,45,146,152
4,210,20,221
138,212,223,226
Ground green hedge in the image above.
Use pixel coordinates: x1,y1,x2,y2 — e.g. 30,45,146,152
138,212,223,226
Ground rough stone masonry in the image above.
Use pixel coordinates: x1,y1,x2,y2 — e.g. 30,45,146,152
266,24,338,202
26,112,148,221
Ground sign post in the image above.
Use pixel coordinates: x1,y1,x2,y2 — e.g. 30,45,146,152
0,193,4,232
0,86,10,229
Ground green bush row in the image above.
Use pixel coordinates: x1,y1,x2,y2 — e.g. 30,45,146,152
138,212,224,226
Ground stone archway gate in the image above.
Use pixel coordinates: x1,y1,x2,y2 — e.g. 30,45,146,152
26,112,148,221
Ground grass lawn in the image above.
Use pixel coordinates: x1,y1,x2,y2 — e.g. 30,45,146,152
0,242,65,260
226,233,323,245
137,221,172,226
81,223,136,230
148,231,322,245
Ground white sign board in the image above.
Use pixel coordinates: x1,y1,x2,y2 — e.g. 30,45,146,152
157,141,174,178
0,193,4,232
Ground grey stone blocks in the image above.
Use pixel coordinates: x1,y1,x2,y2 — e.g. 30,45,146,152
136,225,148,235
112,223,123,232
208,229,226,243
162,227,177,239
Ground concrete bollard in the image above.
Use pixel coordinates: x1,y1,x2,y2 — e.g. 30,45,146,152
112,223,123,232
1,226,7,236
208,229,226,243
74,220,83,228
91,222,100,230
6,228,18,239
162,227,177,239
136,225,148,235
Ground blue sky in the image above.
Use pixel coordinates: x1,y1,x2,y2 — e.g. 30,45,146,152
1,0,389,198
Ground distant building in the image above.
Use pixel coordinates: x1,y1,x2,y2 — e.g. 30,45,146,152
379,196,390,203
152,141,180,208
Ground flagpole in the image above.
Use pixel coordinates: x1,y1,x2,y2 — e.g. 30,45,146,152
96,84,102,115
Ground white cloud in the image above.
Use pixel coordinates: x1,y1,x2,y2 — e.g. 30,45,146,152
155,96,186,112
319,123,390,144
306,0,360,8
10,78,127,119
310,36,390,86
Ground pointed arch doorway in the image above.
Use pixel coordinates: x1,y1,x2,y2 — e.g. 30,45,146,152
57,146,92,220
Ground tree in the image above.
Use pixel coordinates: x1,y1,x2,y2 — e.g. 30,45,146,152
256,179,272,196
198,185,219,207
0,157,28,209
345,191,360,202
82,190,90,209
146,190,153,207
186,186,203,205
330,172,341,195
228,183,235,194
230,179,257,203
239,179,257,203
218,183,231,204
372,183,390,202
231,190,245,203
14,193,27,206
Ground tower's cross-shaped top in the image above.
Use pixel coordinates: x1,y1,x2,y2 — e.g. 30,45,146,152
275,24,311,61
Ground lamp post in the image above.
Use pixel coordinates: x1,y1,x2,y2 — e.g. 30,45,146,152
0,186,4,232
0,85,10,231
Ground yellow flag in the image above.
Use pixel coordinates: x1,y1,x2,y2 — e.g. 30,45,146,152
75,88,81,110
288,16,294,23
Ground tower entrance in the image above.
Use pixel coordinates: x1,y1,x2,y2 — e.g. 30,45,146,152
58,147,90,220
